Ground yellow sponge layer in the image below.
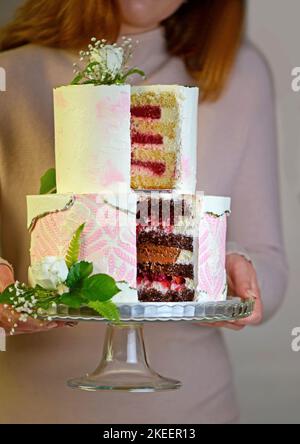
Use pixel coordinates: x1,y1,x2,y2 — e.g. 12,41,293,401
131,120,176,140
131,175,175,190
131,92,177,108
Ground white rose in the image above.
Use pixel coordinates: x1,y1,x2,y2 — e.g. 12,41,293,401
29,256,69,290
90,45,124,76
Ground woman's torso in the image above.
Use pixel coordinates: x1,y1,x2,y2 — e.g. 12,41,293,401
0,28,256,423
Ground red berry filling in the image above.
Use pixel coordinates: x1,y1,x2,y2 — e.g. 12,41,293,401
131,132,163,145
131,159,166,176
131,105,161,119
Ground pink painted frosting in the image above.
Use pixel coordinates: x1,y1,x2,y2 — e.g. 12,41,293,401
197,213,227,301
30,194,137,287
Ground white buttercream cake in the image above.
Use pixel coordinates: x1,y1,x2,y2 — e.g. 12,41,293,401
27,74,230,303
54,84,131,194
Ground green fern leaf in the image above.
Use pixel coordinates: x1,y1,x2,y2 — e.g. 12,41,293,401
65,223,85,269
87,300,120,322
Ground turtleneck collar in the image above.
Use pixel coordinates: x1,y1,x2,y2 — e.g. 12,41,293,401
117,27,169,83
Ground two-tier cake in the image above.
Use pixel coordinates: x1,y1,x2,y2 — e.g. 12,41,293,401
27,39,230,305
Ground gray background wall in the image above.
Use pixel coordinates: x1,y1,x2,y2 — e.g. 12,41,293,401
0,0,299,424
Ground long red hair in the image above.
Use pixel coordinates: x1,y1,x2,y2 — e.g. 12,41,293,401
0,0,246,100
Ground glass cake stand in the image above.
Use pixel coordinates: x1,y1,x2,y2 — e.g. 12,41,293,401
40,298,254,392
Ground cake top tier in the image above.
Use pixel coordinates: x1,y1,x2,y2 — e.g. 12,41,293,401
53,39,199,195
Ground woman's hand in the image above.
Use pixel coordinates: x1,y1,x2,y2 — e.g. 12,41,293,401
0,264,65,335
197,254,263,331
0,264,14,293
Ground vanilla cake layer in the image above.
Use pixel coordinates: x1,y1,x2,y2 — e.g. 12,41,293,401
27,193,230,303
131,85,199,193
54,85,131,194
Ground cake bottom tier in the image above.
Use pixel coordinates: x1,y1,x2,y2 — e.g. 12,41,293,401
27,193,231,303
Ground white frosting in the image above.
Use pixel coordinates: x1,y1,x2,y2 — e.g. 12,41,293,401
54,85,131,194
178,86,199,194
27,191,137,228
195,276,228,302
112,282,138,303
203,195,231,216
131,85,199,194
176,249,193,265
173,215,196,236
27,194,73,228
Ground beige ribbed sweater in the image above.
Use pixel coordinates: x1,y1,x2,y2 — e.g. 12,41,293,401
0,28,287,423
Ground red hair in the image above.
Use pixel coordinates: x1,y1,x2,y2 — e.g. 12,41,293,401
0,0,246,100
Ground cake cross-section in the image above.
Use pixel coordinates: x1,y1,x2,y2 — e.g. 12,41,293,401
131,85,199,194
136,193,198,302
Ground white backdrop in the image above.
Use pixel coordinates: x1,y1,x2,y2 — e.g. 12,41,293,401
0,0,300,424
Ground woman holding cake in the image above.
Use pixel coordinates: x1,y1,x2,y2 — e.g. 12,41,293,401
0,0,287,424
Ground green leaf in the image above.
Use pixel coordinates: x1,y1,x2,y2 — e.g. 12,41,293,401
122,68,145,82
34,285,57,298
66,261,93,288
88,300,120,322
82,274,120,302
0,284,16,304
85,61,100,71
65,223,85,269
59,289,86,308
39,168,57,194
71,73,84,85
82,80,97,85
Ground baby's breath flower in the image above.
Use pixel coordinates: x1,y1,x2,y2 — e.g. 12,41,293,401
70,37,145,86
19,314,29,323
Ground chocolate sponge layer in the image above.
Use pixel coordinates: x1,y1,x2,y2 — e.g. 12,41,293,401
138,288,195,302
137,262,194,279
137,230,193,252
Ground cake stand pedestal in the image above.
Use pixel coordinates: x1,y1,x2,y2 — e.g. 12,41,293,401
41,298,254,392
69,322,180,392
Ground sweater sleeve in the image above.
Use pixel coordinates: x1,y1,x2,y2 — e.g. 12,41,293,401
0,54,13,276
226,49,288,321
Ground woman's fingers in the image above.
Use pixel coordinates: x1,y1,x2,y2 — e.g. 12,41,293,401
233,290,263,326
0,304,66,335
226,254,253,297
196,321,245,331
194,254,263,331
0,265,14,293
226,254,263,326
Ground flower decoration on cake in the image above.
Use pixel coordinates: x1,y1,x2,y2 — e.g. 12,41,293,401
71,37,145,86
0,223,121,334
29,256,69,291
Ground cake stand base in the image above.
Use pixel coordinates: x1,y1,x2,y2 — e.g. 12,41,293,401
68,322,181,392
40,299,254,392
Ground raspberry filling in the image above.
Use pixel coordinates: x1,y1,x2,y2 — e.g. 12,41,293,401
131,105,161,119
131,132,163,145
137,273,187,293
131,159,166,176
